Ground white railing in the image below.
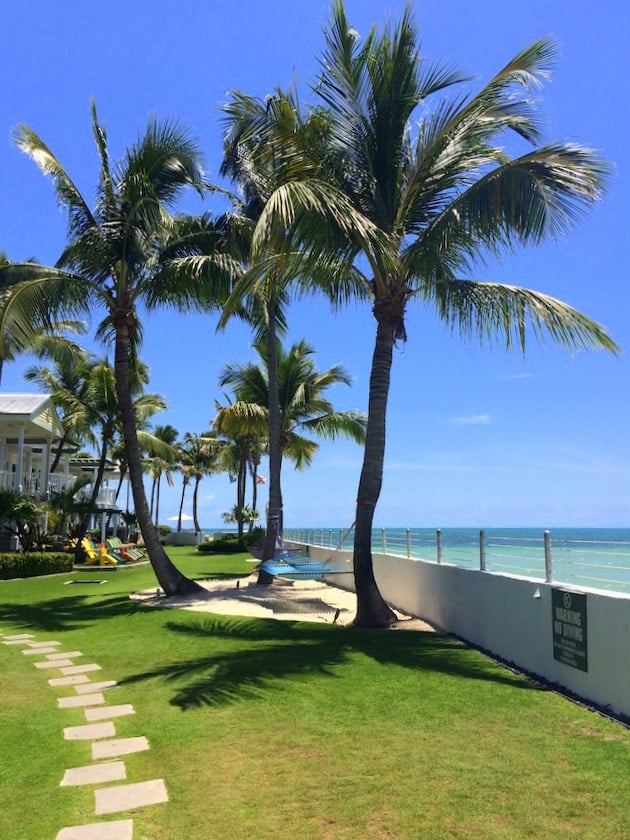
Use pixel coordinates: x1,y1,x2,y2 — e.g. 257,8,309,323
283,527,630,596
0,470,116,508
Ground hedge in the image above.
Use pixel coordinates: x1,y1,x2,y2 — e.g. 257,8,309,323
0,552,74,580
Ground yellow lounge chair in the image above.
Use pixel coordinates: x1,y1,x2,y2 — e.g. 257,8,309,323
80,538,118,567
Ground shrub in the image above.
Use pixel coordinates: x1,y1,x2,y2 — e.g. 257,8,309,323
0,552,73,580
197,537,247,554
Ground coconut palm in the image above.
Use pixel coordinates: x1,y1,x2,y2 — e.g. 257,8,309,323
302,2,616,625
217,338,367,552
1,102,231,595
220,86,370,568
223,2,618,624
178,432,221,533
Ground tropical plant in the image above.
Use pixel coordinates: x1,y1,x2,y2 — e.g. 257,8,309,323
219,86,369,569
304,2,617,625
221,2,618,625
1,102,232,594
178,432,221,533
216,338,366,553
0,252,88,385
146,423,179,526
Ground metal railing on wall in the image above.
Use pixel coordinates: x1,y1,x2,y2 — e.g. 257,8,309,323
283,527,630,596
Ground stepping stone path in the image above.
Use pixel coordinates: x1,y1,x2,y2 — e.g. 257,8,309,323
1,629,168,838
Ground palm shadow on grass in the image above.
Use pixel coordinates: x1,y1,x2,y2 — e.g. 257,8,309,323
118,615,542,710
0,593,145,633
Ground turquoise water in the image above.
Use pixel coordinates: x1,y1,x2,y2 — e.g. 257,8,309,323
283,527,630,595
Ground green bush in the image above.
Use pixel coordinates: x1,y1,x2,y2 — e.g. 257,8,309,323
197,537,247,554
0,552,74,580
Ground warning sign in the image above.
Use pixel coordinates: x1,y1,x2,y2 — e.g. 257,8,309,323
551,589,588,672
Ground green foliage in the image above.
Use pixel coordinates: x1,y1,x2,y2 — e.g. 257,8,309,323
197,527,264,554
0,551,73,580
197,536,246,554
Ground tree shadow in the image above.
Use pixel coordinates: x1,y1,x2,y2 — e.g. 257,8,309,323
118,616,542,710
0,592,144,633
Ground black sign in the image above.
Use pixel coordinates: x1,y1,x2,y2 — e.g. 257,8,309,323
552,589,588,672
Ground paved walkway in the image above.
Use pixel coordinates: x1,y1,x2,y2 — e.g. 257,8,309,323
1,630,168,839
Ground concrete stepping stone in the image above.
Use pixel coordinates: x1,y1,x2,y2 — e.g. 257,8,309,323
84,704,134,722
95,778,168,815
64,722,116,741
2,633,34,641
23,646,59,655
58,693,105,708
60,761,127,787
47,651,83,660
92,736,149,760
49,675,91,687
75,680,118,694
56,818,133,840
60,663,101,675
35,659,74,669
26,640,61,648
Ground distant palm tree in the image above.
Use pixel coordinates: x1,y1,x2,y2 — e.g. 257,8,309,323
1,102,232,595
217,338,366,556
147,423,179,526
178,432,221,533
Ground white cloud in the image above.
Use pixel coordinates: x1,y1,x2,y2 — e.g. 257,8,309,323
450,413,491,426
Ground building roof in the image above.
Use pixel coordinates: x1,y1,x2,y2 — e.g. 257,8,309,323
0,393,64,440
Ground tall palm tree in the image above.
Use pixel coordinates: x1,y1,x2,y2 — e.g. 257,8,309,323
222,2,618,624
302,2,616,625
1,102,230,595
220,86,369,568
217,338,367,554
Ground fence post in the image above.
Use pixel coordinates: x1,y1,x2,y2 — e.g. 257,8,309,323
381,528,387,554
437,529,442,564
544,530,553,583
480,529,486,571
329,529,333,549
406,528,411,558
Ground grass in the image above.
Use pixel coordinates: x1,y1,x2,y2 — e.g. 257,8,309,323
1,548,630,839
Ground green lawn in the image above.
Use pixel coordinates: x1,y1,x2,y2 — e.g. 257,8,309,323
1,549,629,839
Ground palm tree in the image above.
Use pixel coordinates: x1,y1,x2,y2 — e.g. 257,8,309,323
217,338,367,554
222,2,618,624
220,86,369,568
1,102,231,595
146,423,178,526
301,2,616,625
24,345,93,474
178,432,221,533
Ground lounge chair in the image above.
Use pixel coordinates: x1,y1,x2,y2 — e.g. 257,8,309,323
106,536,148,562
80,538,118,567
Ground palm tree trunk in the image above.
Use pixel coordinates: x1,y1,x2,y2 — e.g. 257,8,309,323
259,295,281,583
114,326,203,596
192,476,201,533
352,317,398,627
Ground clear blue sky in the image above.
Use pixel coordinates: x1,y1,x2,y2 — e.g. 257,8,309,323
1,1,628,529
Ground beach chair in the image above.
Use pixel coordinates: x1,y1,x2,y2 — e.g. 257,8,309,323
80,538,118,567
107,536,148,562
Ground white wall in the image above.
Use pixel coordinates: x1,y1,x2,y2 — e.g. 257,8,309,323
303,544,630,722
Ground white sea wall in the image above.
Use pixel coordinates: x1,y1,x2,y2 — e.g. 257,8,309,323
301,543,630,722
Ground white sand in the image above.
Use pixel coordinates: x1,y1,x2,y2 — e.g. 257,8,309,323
132,573,434,631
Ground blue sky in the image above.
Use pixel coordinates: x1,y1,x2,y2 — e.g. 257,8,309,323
1,0,628,529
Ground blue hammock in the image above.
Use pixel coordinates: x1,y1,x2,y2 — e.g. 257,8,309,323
259,555,346,580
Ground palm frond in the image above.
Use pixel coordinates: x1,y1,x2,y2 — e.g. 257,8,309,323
423,278,619,353
12,125,95,238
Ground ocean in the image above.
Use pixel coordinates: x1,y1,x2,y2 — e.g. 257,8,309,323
283,526,630,596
